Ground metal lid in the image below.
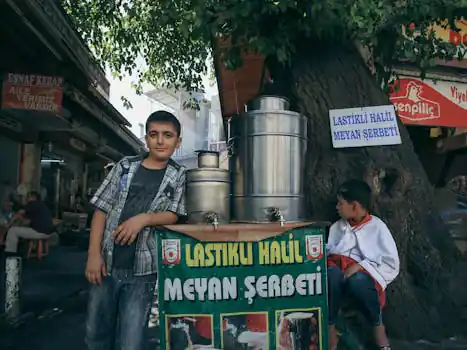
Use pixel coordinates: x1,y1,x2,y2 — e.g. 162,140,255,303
246,95,290,111
195,150,220,155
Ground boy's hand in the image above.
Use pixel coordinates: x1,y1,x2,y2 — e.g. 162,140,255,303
85,252,106,285
344,264,362,278
113,214,148,245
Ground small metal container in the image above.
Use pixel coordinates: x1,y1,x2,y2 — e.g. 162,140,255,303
186,167,230,224
196,150,220,168
186,150,230,225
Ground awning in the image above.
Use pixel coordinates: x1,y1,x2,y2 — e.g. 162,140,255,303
213,37,266,119
437,132,467,153
1,109,71,131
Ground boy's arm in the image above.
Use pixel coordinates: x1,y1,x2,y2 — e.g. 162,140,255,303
326,222,340,254
359,226,400,284
89,162,122,215
86,163,122,284
141,211,178,226
167,169,187,217
113,169,186,245
88,161,122,251
143,167,186,225
86,210,108,285
88,210,107,255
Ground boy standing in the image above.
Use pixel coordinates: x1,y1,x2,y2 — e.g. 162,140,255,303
85,111,187,350
327,180,399,350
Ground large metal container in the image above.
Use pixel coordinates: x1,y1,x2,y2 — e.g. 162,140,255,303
246,95,290,112
186,152,230,224
230,95,308,222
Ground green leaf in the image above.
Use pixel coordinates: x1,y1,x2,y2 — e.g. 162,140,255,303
61,0,467,96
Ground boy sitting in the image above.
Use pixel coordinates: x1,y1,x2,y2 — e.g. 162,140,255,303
327,180,399,350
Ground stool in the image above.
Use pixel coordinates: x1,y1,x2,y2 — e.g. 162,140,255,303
27,239,50,259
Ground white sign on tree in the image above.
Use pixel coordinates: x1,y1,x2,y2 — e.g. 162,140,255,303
329,105,402,148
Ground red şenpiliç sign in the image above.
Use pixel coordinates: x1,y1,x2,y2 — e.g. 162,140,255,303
389,78,467,128
1,73,64,114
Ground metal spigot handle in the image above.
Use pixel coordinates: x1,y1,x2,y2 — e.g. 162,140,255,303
264,207,286,227
204,211,220,230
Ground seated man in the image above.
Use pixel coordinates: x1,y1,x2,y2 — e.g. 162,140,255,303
327,180,399,350
4,191,53,254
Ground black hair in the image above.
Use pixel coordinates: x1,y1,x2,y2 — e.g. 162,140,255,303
145,110,181,136
28,191,41,201
337,180,372,210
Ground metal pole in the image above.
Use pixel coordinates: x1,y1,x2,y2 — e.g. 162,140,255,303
0,253,4,314
55,167,61,218
4,256,21,320
82,163,88,202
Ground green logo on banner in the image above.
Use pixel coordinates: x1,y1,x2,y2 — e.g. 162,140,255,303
157,225,329,350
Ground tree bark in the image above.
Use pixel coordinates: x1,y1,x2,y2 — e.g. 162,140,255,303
268,41,462,341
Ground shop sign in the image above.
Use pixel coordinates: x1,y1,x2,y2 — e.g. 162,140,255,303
389,77,467,127
329,105,401,148
156,225,328,350
1,73,63,114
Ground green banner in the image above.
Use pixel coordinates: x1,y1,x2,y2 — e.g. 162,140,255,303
157,225,328,350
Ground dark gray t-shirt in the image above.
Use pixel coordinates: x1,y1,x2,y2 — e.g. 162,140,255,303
112,165,166,270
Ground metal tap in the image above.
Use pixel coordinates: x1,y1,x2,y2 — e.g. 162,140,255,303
265,207,285,227
205,212,219,230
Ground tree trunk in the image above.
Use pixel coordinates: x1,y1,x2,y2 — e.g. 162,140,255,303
268,41,462,342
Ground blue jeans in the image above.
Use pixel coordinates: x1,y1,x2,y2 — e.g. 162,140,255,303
327,266,382,326
85,269,156,350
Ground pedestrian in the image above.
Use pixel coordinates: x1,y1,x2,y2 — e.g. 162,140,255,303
2,191,53,253
85,110,187,350
326,180,399,350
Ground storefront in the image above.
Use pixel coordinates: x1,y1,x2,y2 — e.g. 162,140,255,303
0,133,21,188
40,143,84,215
0,132,21,203
0,0,143,219
388,72,467,250
389,73,467,186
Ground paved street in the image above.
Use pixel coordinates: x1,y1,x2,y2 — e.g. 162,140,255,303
2,289,467,350
0,243,163,350
1,290,160,350
1,250,467,350
1,290,88,350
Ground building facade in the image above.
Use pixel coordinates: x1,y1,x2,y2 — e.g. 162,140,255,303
0,0,143,216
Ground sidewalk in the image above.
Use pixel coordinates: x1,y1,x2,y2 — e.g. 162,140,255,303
1,244,88,326
0,287,160,350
